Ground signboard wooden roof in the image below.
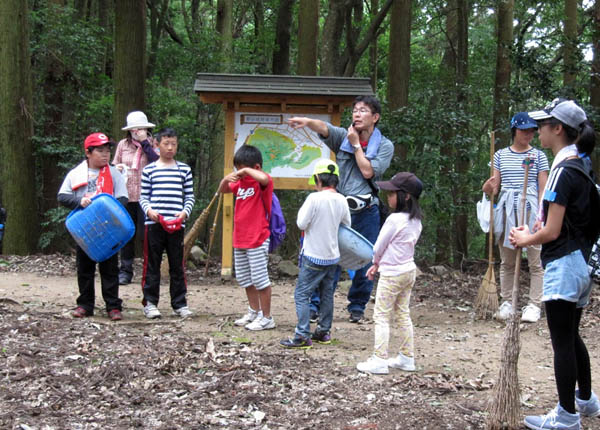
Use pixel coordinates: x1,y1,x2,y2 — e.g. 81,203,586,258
194,73,374,104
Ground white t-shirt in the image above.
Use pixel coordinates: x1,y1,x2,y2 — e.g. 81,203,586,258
297,190,351,262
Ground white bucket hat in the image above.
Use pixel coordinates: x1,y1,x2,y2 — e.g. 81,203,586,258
122,111,156,131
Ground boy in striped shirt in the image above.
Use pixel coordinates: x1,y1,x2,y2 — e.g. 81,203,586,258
139,128,195,319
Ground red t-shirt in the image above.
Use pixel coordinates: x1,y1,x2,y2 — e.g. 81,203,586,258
229,174,273,249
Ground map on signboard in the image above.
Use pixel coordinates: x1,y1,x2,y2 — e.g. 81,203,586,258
234,113,332,178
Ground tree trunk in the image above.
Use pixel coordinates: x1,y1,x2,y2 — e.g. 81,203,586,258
387,0,411,110
320,0,346,76
113,0,146,141
148,0,169,77
272,0,295,75
97,0,111,75
297,0,319,76
563,0,578,95
0,0,39,254
452,0,469,266
253,0,269,74
369,0,379,91
216,0,233,71
492,0,514,150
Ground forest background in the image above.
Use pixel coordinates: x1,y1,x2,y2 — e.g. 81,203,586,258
1,0,599,268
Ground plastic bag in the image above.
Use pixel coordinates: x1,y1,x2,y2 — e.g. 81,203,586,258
476,193,492,233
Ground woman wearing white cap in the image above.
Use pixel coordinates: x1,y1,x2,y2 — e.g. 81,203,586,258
113,111,159,284
482,112,549,323
510,99,600,430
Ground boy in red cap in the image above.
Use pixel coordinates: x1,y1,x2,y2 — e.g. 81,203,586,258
57,132,129,321
139,128,195,319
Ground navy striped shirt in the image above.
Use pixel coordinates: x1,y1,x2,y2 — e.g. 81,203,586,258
140,161,195,225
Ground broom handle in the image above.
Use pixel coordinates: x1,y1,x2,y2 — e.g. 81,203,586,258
510,157,532,310
488,131,495,265
204,193,224,277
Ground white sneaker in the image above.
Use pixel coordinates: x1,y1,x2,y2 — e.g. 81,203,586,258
521,303,541,323
388,352,416,371
245,315,276,331
173,306,192,318
144,303,161,319
495,301,513,321
357,355,389,374
234,308,262,326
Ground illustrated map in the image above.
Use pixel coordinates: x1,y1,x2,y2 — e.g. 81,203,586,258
234,113,332,178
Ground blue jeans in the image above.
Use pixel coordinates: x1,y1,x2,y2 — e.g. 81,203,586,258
310,204,381,315
295,257,338,338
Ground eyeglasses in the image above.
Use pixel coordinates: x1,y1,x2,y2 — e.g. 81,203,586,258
352,108,372,115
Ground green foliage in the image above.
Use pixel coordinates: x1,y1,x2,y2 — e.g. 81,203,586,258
38,207,71,251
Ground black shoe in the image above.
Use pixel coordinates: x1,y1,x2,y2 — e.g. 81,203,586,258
118,273,131,285
349,311,363,323
311,330,331,344
309,310,319,323
280,335,312,349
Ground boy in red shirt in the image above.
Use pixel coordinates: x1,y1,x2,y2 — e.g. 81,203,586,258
219,145,275,330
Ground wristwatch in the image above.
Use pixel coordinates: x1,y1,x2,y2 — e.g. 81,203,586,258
352,143,361,151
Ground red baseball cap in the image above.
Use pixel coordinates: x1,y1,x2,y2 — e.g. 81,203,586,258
84,132,114,150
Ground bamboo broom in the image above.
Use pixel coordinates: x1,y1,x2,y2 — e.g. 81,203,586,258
486,155,533,430
160,191,219,278
475,132,498,319
204,193,223,277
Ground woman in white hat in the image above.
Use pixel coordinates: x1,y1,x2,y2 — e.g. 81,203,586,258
113,111,159,284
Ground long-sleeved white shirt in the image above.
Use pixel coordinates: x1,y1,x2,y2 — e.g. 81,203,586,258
373,212,422,276
297,190,351,263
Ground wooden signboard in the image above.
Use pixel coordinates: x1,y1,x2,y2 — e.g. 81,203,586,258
194,74,373,277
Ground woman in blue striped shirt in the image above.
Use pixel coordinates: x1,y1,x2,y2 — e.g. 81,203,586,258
482,112,549,323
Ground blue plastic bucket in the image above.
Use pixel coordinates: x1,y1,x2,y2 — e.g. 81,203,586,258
65,193,135,262
338,224,374,270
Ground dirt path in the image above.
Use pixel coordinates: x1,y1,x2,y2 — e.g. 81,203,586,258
1,260,600,429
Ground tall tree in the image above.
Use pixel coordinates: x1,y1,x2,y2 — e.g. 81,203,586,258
272,0,295,74
297,0,319,75
112,0,146,141
216,0,233,70
321,0,394,76
492,0,514,149
0,0,39,254
563,0,578,94
387,0,411,110
148,0,170,77
369,0,379,90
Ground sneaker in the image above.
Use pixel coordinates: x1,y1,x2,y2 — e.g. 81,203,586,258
108,309,122,321
309,310,319,323
356,355,389,375
234,308,262,326
388,352,416,371
280,335,312,349
118,273,131,285
312,330,331,344
143,303,161,319
521,303,542,323
72,306,91,318
173,306,192,318
575,390,600,417
349,311,363,323
245,316,276,331
524,404,580,430
495,301,513,321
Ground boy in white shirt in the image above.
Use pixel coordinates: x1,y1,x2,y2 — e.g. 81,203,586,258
280,159,351,348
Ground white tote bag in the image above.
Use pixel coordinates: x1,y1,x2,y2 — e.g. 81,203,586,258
476,193,491,233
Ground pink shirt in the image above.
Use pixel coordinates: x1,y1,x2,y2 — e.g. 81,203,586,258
373,212,422,276
112,138,154,202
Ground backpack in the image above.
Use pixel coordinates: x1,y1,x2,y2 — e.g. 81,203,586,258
560,159,600,283
266,192,286,253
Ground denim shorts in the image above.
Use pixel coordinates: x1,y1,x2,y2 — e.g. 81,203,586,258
543,249,593,308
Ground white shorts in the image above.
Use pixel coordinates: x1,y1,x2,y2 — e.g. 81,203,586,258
234,238,270,290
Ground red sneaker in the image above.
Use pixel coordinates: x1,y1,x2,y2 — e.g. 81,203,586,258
72,306,90,318
108,309,122,321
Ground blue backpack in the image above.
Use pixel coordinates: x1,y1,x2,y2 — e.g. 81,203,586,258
267,193,286,253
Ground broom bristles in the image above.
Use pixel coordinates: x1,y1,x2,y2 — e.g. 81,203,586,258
475,265,498,319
